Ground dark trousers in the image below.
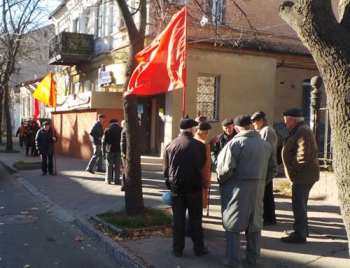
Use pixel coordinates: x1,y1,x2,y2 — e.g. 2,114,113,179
263,181,276,223
171,191,204,253
41,154,54,174
292,183,314,238
19,136,25,147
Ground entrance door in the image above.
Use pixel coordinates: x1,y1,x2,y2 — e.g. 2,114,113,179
137,95,165,155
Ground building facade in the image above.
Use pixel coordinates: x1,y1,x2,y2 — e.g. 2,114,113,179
47,0,325,160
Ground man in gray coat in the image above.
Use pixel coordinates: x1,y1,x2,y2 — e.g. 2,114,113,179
217,115,278,267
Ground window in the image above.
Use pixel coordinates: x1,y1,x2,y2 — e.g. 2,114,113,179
205,0,226,25
73,18,80,33
197,74,220,121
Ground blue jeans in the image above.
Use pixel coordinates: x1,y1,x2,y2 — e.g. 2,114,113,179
86,144,102,171
105,152,121,183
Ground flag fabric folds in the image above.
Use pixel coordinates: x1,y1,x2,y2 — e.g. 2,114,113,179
126,7,187,96
33,99,40,122
33,72,57,107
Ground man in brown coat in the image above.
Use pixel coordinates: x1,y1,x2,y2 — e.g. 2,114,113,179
281,108,320,243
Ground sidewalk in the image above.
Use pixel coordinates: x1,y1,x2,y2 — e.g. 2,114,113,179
0,141,349,268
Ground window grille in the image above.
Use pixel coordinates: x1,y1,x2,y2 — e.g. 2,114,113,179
197,75,220,121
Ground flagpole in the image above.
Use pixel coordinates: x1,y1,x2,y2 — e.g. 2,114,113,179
182,6,188,119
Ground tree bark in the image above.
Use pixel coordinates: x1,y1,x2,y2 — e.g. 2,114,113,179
4,82,12,151
0,89,3,145
117,0,147,215
279,0,350,256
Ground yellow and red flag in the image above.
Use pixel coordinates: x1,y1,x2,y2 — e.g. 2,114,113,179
33,72,57,107
126,6,187,96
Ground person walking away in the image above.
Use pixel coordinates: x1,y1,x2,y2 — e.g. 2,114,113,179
194,121,212,209
31,121,40,156
16,122,26,148
86,114,106,174
25,121,34,156
251,111,278,226
210,118,237,170
216,115,278,267
35,121,57,175
280,108,320,243
164,118,209,258
102,119,122,185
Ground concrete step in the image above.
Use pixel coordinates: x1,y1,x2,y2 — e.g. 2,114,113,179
141,155,163,171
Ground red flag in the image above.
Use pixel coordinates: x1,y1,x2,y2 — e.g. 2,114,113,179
33,72,57,107
126,7,187,96
33,99,40,121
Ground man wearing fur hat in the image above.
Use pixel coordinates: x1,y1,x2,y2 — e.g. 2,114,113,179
164,118,209,258
217,115,278,267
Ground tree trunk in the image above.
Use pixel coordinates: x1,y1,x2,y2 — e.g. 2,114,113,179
117,0,147,215
279,0,350,256
4,83,13,151
0,89,3,145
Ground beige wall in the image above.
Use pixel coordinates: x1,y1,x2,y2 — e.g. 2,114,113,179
165,48,277,140
273,67,325,123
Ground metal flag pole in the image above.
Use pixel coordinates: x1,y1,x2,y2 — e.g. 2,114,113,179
182,6,188,118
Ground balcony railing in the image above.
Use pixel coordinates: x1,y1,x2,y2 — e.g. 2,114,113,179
49,32,94,65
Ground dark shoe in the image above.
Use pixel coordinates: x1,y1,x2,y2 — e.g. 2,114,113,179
284,230,309,237
114,179,122,185
195,247,210,257
172,250,182,257
86,169,95,174
96,169,105,172
42,172,47,176
121,185,125,191
281,234,306,244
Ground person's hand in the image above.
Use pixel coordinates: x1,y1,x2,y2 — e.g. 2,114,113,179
52,137,57,142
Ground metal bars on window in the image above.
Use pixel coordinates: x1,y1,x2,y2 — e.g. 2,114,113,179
197,75,220,121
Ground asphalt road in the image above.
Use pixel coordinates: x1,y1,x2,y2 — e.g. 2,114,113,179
0,164,119,268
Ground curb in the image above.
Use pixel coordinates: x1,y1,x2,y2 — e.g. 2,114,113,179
0,159,147,268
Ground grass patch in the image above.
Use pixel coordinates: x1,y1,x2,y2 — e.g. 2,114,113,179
97,207,172,229
13,160,41,170
95,207,173,240
273,181,292,197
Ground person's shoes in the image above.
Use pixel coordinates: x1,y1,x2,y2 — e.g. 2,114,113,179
96,169,105,172
86,169,95,174
281,233,306,244
121,185,125,191
172,250,182,257
284,230,309,237
42,172,47,176
114,179,122,185
104,181,111,185
195,247,210,257
263,220,277,226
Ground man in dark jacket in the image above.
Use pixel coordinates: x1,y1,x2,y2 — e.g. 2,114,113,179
102,119,122,185
86,114,105,174
210,118,237,169
164,118,209,258
35,121,57,175
281,108,320,244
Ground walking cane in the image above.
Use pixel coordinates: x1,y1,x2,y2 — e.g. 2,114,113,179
206,186,210,216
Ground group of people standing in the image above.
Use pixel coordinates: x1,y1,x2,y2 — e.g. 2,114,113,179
16,120,40,156
85,114,126,189
163,108,320,267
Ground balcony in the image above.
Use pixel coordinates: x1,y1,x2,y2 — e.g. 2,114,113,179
49,32,94,65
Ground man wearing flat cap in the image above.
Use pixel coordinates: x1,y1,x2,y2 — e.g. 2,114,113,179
35,120,57,175
164,118,209,257
210,118,238,169
217,115,278,267
280,108,319,244
251,111,278,226
86,114,106,174
102,119,122,185
194,120,212,209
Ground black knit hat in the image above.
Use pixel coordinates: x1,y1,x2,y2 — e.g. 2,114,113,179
198,122,212,130
234,115,252,127
251,111,266,121
109,119,118,124
221,118,234,126
283,108,303,117
179,119,198,129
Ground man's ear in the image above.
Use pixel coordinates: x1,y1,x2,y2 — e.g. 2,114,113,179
234,126,240,133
